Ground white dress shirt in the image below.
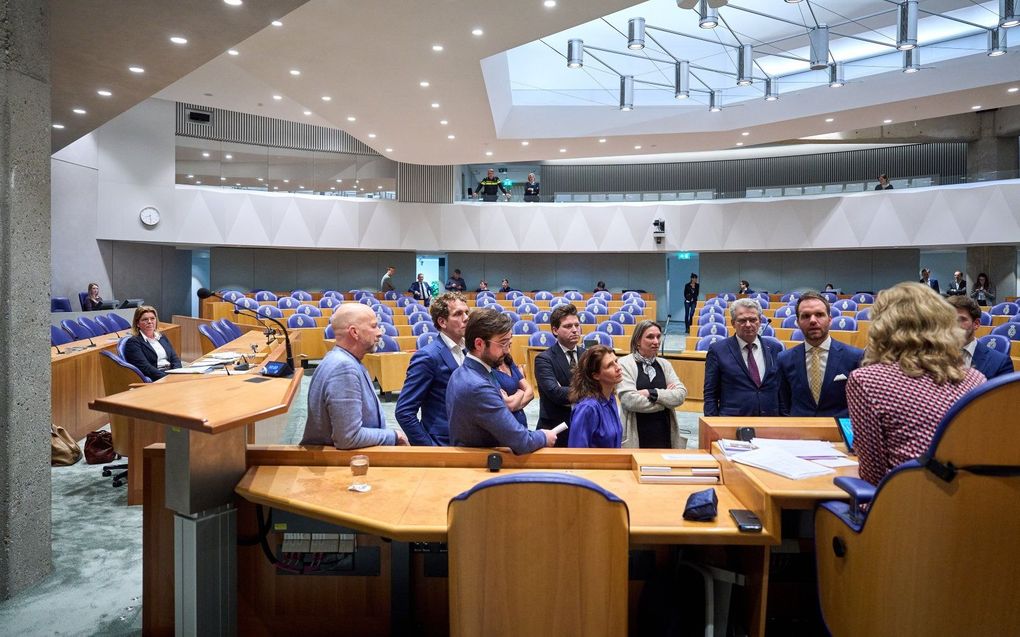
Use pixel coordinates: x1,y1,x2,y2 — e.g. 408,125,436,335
739,336,766,375
440,332,466,366
804,336,832,374
962,339,977,368
143,332,170,369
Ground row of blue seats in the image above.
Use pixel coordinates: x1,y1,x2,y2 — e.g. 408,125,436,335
700,300,1020,323
316,325,617,354
217,289,644,303
222,292,647,314
693,332,1016,354
50,313,131,346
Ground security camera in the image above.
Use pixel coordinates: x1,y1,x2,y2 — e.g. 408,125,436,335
652,218,666,245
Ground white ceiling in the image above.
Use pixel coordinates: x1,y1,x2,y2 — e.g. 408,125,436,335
57,0,1020,165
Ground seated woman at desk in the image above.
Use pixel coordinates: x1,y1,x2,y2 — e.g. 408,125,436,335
617,320,689,449
492,352,534,426
846,282,984,486
123,305,181,380
83,282,103,311
567,345,624,448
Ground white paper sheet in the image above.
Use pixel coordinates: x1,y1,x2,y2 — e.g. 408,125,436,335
733,447,835,480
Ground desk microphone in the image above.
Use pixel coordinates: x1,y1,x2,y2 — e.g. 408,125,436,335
86,337,97,349
53,344,64,355
234,355,251,371
199,288,293,376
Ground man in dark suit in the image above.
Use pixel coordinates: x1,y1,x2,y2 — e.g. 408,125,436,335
945,271,967,297
446,309,554,454
409,273,433,306
683,273,699,333
919,268,940,294
779,292,864,417
704,299,783,417
948,296,1014,380
535,303,583,447
395,292,469,445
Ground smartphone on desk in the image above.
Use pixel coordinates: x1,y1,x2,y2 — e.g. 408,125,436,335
729,509,763,533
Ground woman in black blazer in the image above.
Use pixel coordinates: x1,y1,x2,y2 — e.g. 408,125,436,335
122,305,181,380
83,283,104,311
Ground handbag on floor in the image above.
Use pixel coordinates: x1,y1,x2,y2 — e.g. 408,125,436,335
51,424,82,466
84,430,120,464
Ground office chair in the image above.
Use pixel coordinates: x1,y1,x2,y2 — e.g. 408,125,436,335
106,313,132,330
51,324,73,346
815,372,1020,636
197,324,225,353
96,351,152,489
448,473,629,637
51,297,73,312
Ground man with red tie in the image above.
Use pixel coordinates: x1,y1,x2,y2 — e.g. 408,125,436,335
703,298,783,417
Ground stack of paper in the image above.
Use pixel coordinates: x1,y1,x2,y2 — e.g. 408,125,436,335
632,452,721,485
751,438,846,460
718,439,755,457
732,447,835,480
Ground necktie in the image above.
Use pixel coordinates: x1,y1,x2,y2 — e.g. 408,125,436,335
567,350,577,369
808,347,823,404
745,343,761,387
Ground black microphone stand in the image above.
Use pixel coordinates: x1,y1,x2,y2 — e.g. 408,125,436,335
197,289,295,377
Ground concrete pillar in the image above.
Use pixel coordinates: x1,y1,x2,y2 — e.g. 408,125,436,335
966,246,1017,302
967,110,1020,180
0,0,53,597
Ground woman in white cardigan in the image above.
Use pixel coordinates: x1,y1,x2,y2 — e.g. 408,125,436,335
617,320,689,448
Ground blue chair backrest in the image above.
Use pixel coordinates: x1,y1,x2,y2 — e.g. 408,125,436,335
376,312,394,325
577,310,596,325
549,296,568,308
621,291,641,301
94,315,118,334
593,291,613,302
78,291,89,311
384,290,399,301
475,296,495,308
564,291,584,301
517,303,539,315
1011,314,1020,324
852,293,875,304
374,304,393,315
528,331,555,347
760,324,775,337
99,350,152,383
351,290,368,300
822,292,838,303
705,297,727,308
696,335,723,351
700,304,724,316
117,336,131,360
534,291,553,301
512,296,533,307
60,319,93,340
278,297,300,309
588,305,609,315
296,304,322,317
79,316,108,335
990,323,1020,341
254,291,278,302
404,303,426,315
377,335,400,353
324,324,335,340
319,297,340,309
780,292,800,303
51,325,73,346
502,311,521,324
698,323,726,338
700,313,724,325
51,297,72,313
396,296,414,307
219,290,243,303
291,290,312,301
417,332,438,349
775,305,796,319
106,313,131,330
323,290,344,300
411,321,435,336
383,322,401,336
834,299,858,312
217,319,242,340
718,293,736,302
597,320,623,335
534,310,552,324
287,314,316,328
762,335,785,351
408,311,431,325
583,331,614,347
625,297,647,308
977,334,1011,353
829,307,842,318
781,315,798,329
791,329,805,341
620,304,643,315
513,320,539,335
257,305,284,318
855,308,872,321
754,298,770,310
198,324,226,348
750,292,770,304
610,312,636,324
359,296,379,307
505,291,523,301
831,316,857,331
989,302,1019,316
235,297,259,311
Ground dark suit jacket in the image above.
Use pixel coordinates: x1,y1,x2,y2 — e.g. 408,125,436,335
446,358,546,454
395,337,460,445
703,336,782,417
778,340,864,417
972,343,1014,380
408,280,432,306
122,333,181,380
535,344,584,445
921,278,940,294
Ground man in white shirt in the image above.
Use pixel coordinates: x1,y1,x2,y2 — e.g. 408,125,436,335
395,292,469,445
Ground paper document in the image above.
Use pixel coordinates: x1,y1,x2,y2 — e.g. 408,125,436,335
752,438,846,459
733,447,835,480
164,367,211,375
661,453,716,462
812,457,859,468
718,439,754,456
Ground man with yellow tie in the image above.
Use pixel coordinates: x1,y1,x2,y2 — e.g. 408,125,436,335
778,291,864,417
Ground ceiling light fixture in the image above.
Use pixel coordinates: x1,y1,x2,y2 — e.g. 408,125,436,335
128,66,145,73
472,28,484,36
52,123,65,129
170,36,188,44
567,38,584,68
987,27,1008,56
1009,87,1019,93
972,105,982,109
440,120,448,125
736,142,744,146
419,81,430,87
283,179,289,183
521,141,529,146
368,133,376,138
902,48,920,73
225,154,233,159
1000,0,1019,28
223,0,242,5
628,17,645,50
196,181,202,185
385,148,394,152
227,49,239,56
598,138,607,143
271,20,283,27
432,44,444,52
829,62,845,88
431,102,440,108
884,118,893,124
485,151,493,156
544,0,557,7
220,177,227,181
634,145,642,150
202,152,210,157
737,45,753,86
709,91,721,112
289,69,300,76
809,25,829,70
675,60,690,99
322,96,332,101
347,116,356,122
764,77,779,101
741,131,750,136
825,117,835,122
447,134,456,139
272,95,282,100
559,148,567,152
897,0,918,51
97,89,112,96
72,108,86,114
303,110,312,115
620,75,634,111
698,1,719,29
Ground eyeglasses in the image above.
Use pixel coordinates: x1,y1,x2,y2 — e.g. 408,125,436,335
486,339,513,351
733,317,760,325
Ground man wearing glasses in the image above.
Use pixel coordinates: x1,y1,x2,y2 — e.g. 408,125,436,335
703,298,783,417
447,309,556,454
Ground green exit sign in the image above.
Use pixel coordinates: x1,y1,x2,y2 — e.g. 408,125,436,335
676,252,693,260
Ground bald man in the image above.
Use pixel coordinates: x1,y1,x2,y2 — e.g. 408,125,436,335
301,304,408,449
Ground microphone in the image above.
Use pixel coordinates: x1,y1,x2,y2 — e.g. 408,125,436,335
86,337,97,349
660,314,671,355
53,344,64,355
197,288,294,377
234,354,251,372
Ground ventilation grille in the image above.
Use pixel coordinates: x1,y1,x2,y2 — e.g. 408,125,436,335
397,163,456,203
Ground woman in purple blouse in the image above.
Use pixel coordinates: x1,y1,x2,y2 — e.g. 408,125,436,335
567,345,624,448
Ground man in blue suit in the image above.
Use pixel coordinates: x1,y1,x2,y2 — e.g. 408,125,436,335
447,309,554,454
704,299,783,417
301,304,409,449
779,292,864,417
395,292,469,445
949,296,1014,380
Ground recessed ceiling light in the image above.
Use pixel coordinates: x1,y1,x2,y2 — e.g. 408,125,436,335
225,154,233,159
432,44,444,52
303,110,312,115
271,20,283,27
385,148,393,152
227,49,239,56
368,133,376,138
971,105,982,110
447,134,456,139
273,186,279,190
330,186,335,190
202,152,210,157
559,148,567,153
741,131,750,136
223,0,242,5
735,142,744,146
72,108,86,115
97,89,112,97
485,151,493,156
283,179,289,183
289,69,301,76
544,0,557,7
440,119,448,125
1008,87,1019,93
322,96,332,101
272,95,282,100
825,117,835,122
196,181,202,184
128,66,145,73
299,185,304,189
257,177,263,181
634,145,642,150
187,174,194,178
419,81,430,88
336,179,342,182
378,186,383,189
170,36,188,45
598,138,606,143
472,28,484,36
235,183,240,186
431,102,440,108
220,177,227,181
347,116,356,122
521,141,529,146
883,119,893,124
52,123,65,129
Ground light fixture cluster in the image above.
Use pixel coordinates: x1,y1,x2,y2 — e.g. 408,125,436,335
564,1,1016,113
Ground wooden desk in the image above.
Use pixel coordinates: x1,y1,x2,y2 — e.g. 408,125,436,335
698,416,843,451
362,351,413,393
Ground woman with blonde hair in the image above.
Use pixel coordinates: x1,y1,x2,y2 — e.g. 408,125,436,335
617,320,689,448
122,305,182,380
847,282,985,485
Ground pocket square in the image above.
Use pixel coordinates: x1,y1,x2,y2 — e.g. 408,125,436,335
833,374,848,382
